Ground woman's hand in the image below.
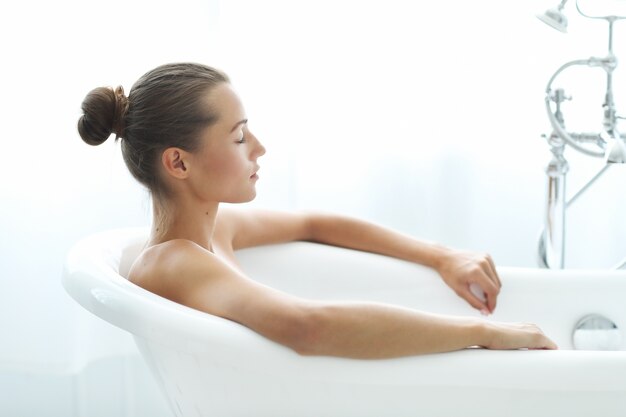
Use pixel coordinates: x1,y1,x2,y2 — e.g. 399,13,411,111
479,320,558,350
435,248,501,315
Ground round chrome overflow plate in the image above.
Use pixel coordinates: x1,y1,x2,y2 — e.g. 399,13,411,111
572,314,621,351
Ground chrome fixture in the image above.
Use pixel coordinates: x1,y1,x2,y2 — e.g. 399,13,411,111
537,0,569,32
572,314,621,350
537,0,626,269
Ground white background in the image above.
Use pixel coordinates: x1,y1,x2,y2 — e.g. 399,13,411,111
1,0,626,412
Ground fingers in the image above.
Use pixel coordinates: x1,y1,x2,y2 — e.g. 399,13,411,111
457,273,499,315
460,285,490,314
536,338,559,350
481,279,500,314
483,321,559,350
478,254,500,313
526,328,558,350
484,254,501,289
438,249,501,314
526,324,559,350
467,270,499,314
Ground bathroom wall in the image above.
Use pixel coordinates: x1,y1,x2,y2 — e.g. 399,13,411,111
218,0,626,267
2,0,626,415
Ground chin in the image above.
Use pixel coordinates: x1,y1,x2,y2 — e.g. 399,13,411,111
225,192,257,204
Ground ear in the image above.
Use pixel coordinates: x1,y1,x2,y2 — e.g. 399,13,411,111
161,147,190,179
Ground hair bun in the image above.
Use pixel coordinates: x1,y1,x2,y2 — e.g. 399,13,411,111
77,85,128,146
112,86,129,138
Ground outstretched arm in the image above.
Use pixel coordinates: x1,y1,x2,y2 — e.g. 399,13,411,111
307,213,501,315
165,240,556,359
221,208,501,314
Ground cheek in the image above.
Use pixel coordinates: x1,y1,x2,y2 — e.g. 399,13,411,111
202,150,245,184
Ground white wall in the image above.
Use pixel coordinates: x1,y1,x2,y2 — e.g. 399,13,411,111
217,0,626,267
2,0,626,415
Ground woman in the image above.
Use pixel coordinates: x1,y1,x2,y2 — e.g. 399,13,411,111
77,62,557,358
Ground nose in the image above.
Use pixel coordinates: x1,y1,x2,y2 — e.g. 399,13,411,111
257,141,266,158
252,134,266,159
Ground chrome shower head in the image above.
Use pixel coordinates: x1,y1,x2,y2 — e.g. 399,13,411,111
537,6,569,32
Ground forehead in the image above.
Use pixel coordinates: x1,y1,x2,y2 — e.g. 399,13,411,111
206,83,245,124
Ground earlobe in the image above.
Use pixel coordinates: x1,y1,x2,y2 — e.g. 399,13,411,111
162,148,190,179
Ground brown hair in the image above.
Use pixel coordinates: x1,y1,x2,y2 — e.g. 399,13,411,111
77,63,230,202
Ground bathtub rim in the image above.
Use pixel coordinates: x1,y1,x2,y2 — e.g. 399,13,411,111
62,227,626,392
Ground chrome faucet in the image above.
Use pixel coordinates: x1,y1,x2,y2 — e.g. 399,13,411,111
537,0,626,269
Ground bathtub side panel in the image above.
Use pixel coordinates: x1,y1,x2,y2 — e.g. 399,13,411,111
133,337,626,417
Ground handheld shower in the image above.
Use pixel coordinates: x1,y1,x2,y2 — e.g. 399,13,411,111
604,134,626,163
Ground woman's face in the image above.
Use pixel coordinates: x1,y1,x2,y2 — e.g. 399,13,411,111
186,83,266,204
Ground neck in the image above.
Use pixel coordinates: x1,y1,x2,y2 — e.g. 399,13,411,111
150,197,219,251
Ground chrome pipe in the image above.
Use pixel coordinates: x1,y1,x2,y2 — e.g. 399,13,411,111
543,147,568,269
538,164,612,268
538,0,626,269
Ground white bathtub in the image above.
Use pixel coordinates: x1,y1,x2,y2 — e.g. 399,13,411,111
63,228,626,417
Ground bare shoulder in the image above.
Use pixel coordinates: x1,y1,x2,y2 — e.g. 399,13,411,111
215,206,312,249
127,236,311,348
128,239,229,305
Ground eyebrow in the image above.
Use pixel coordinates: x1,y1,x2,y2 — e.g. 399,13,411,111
230,119,248,133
